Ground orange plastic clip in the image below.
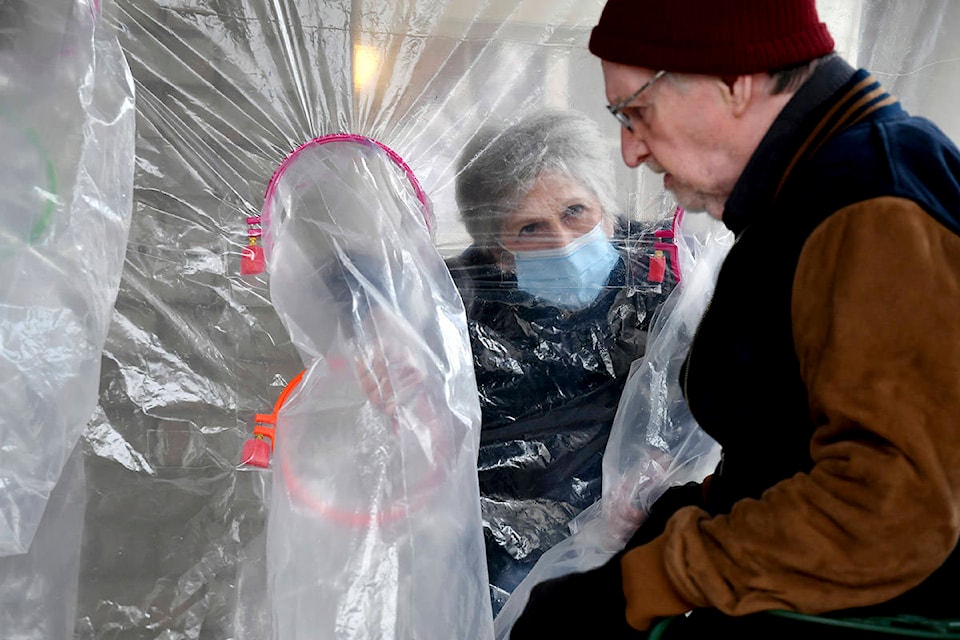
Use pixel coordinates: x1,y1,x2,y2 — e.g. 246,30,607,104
240,370,305,468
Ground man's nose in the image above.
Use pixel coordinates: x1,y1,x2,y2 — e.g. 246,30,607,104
620,126,651,168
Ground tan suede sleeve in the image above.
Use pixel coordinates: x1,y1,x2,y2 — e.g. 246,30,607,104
655,198,960,616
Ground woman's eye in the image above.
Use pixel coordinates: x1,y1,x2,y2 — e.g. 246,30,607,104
563,204,585,219
518,223,540,236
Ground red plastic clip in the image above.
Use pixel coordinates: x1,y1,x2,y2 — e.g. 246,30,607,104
240,413,276,468
240,436,272,468
655,206,684,283
240,215,266,275
241,242,265,275
648,249,666,283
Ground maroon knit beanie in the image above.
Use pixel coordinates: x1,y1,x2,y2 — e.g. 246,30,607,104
589,0,835,75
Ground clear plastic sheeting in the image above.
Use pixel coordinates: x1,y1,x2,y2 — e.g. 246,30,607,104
857,0,960,143
599,220,730,540
493,216,732,639
454,206,681,609
262,136,492,639
76,2,620,637
0,447,88,640
0,0,134,556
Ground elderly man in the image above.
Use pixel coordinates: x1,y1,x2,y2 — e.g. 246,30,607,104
511,1,960,638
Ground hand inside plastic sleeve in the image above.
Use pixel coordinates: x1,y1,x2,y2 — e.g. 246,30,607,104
355,311,427,417
604,449,677,543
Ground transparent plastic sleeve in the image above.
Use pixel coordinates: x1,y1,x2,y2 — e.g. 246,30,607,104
492,216,733,639
0,0,134,556
599,220,731,539
262,136,494,639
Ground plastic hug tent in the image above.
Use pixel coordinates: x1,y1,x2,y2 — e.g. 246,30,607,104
73,1,644,638
7,0,958,638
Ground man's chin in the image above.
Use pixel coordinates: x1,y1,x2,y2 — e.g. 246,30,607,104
668,187,722,219
667,189,703,214
679,202,723,220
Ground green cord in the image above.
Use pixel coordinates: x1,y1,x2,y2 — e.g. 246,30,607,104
23,123,58,244
0,103,58,247
644,612,960,639
767,611,960,638
647,615,678,640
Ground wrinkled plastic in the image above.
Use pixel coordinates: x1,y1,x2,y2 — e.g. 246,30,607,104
0,0,134,557
599,220,730,539
0,445,88,640
492,216,733,639
0,2,133,638
263,136,493,639
33,1,954,638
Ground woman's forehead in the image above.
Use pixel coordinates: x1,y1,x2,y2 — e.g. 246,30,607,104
506,174,599,222
523,171,592,201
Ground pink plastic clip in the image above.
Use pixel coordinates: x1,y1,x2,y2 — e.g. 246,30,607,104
240,214,266,275
241,243,265,275
651,206,684,283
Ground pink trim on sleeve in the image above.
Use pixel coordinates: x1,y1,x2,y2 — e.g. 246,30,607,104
260,134,430,236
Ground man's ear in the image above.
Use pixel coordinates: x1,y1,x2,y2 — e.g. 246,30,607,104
718,74,752,117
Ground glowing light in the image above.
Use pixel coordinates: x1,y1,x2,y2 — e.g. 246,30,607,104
353,44,380,91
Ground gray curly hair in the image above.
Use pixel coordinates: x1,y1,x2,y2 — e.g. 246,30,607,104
455,109,618,246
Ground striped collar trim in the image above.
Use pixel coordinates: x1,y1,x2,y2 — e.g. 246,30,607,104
774,72,898,201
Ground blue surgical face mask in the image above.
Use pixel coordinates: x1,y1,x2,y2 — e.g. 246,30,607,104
512,222,621,310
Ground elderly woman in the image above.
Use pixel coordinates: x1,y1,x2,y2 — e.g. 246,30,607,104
447,109,679,613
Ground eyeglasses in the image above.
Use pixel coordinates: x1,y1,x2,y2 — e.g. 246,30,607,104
606,70,667,133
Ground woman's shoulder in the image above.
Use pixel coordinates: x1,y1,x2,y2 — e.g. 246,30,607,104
446,245,529,315
445,243,494,270
445,244,503,289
